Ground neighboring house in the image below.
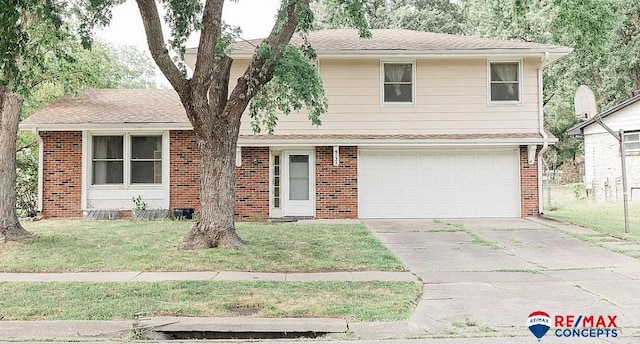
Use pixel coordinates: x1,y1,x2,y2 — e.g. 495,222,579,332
20,29,571,220
568,94,640,202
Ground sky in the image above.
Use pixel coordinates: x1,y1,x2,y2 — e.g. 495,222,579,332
95,0,282,86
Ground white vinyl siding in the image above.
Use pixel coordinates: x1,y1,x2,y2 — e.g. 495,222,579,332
233,58,541,135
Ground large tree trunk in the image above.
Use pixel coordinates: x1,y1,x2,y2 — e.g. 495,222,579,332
0,89,32,243
179,118,243,250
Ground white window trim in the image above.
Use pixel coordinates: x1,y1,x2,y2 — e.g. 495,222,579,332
87,131,168,189
380,60,416,106
487,59,523,106
269,149,283,218
624,131,640,152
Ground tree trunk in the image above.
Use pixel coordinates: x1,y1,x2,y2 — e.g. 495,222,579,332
179,118,243,250
0,89,32,243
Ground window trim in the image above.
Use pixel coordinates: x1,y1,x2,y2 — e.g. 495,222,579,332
88,131,167,188
487,59,523,106
91,135,125,185
380,60,416,106
623,131,640,152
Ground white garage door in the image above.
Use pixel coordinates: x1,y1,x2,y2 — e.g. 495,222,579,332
358,149,520,218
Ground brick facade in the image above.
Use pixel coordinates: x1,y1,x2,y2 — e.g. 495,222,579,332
169,130,200,213
520,145,540,217
40,131,83,218
315,146,358,219
168,131,269,220
584,132,640,201
38,130,538,219
235,147,270,220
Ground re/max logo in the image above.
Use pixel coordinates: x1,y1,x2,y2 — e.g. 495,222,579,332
555,315,618,328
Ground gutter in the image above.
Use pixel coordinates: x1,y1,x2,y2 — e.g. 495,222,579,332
36,129,44,213
224,49,572,61
238,137,554,147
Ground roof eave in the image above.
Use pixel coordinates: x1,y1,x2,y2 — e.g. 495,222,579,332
238,136,557,147
226,48,572,60
19,122,194,132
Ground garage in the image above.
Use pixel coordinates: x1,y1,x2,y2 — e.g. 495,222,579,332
358,149,521,218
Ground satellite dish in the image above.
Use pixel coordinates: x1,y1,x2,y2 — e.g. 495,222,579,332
574,85,598,120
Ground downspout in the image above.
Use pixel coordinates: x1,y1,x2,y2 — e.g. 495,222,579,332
537,52,551,215
35,128,44,214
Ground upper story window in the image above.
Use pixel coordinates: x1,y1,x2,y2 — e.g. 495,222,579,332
489,61,521,103
92,134,163,186
382,62,414,104
624,131,640,151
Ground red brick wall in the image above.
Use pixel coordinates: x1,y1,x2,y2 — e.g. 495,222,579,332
168,131,269,220
235,147,270,220
40,131,82,218
169,130,200,214
520,145,540,217
315,146,358,219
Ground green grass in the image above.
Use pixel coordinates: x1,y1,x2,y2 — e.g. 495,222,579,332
0,281,420,322
0,220,404,273
545,201,640,241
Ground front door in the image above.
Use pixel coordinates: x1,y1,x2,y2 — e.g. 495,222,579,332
282,150,315,217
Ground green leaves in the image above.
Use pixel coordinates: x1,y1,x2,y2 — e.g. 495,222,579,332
161,0,203,59
315,0,464,34
249,45,327,134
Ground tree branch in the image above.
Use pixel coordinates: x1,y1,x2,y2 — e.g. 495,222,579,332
225,0,306,120
16,141,37,154
135,0,187,94
191,0,224,95
543,92,555,106
209,55,232,116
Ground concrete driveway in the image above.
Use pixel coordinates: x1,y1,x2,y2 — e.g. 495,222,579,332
363,218,640,342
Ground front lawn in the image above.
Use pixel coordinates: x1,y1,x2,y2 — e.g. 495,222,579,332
0,281,420,322
0,220,403,273
546,200,640,241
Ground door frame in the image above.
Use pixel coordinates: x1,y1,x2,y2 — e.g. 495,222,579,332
270,148,316,218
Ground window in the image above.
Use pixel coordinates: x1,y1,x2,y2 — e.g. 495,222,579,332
92,136,124,184
131,136,162,183
272,154,281,208
91,134,163,185
383,62,414,104
624,132,640,151
489,61,521,102
289,155,310,200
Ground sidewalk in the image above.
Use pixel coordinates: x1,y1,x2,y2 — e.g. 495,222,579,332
0,270,420,341
0,270,417,282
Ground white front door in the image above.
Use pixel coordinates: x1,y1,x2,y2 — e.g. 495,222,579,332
282,150,315,217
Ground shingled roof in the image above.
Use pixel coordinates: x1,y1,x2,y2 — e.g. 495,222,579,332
20,89,189,129
224,29,571,58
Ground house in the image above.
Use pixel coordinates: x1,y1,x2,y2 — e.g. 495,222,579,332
568,94,640,202
20,29,571,220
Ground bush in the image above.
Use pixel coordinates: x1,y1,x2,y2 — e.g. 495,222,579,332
16,133,38,218
570,183,587,201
